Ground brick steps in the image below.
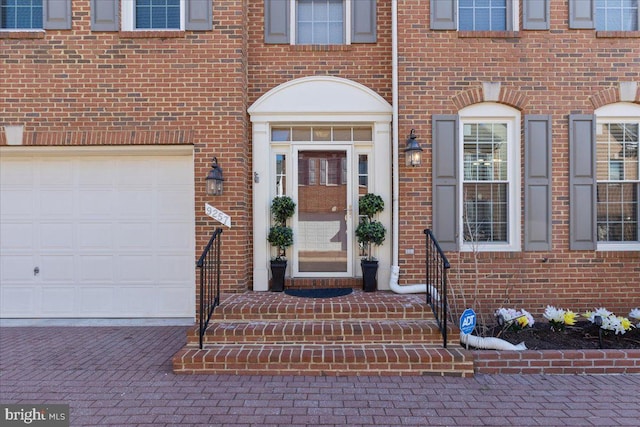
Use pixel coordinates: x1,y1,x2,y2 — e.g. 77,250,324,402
173,344,473,376
188,319,451,345
172,291,473,376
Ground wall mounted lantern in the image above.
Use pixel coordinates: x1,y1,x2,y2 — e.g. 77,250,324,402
404,129,423,167
205,157,224,196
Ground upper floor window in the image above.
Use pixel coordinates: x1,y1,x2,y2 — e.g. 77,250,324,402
430,0,525,31
265,0,376,45
596,106,639,247
596,0,639,31
122,0,184,30
136,0,180,29
297,0,343,44
459,0,508,31
1,0,42,29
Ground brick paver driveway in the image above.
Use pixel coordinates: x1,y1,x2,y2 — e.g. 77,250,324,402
1,326,639,426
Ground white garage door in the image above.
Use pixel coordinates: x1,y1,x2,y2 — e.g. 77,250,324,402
0,147,195,318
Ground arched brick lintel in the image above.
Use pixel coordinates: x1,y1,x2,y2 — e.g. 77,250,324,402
590,84,640,109
452,86,529,111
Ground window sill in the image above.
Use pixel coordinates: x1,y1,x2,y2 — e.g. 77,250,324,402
119,30,185,39
0,30,45,39
458,31,520,39
291,44,352,52
596,31,640,38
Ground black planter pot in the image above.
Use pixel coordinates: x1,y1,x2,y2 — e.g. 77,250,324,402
270,259,287,292
361,259,378,292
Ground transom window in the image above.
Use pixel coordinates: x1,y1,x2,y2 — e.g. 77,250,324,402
596,121,639,243
297,0,344,45
596,0,639,31
1,0,42,29
271,125,372,142
136,0,180,29
459,0,508,31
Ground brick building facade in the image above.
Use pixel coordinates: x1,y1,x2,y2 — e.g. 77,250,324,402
1,1,638,321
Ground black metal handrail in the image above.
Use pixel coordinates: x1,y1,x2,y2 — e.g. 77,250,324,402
424,229,450,348
196,227,223,349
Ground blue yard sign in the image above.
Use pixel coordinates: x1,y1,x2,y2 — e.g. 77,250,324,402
459,308,476,335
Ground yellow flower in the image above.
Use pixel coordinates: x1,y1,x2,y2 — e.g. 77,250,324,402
620,317,632,331
564,310,578,326
517,316,529,328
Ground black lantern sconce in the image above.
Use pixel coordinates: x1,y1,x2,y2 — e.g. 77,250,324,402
205,157,224,196
404,129,423,167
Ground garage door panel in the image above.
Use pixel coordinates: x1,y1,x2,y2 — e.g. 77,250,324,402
117,223,153,249
40,190,74,217
41,286,76,316
157,222,193,249
79,255,114,282
156,255,193,282
156,159,193,185
78,222,114,250
40,160,74,185
117,191,153,217
117,159,155,185
158,287,193,315
40,222,75,250
78,159,116,186
1,222,33,249
1,287,35,316
79,189,115,218
40,255,76,282
117,255,154,282
157,190,193,218
1,256,35,282
1,190,34,217
78,287,115,315
1,151,194,319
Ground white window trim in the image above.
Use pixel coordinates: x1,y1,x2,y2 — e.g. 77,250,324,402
289,0,351,45
595,102,640,252
458,102,521,252
458,0,519,31
121,0,185,31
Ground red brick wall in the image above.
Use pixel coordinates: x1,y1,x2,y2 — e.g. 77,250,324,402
396,0,640,320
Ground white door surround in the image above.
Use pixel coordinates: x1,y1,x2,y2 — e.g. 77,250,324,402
248,76,393,291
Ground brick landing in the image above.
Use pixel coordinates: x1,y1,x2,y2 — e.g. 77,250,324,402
172,290,474,377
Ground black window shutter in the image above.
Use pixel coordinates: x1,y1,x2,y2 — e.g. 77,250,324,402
91,0,118,31
432,115,460,251
430,0,457,30
265,0,290,44
43,0,72,30
186,0,213,31
352,0,376,43
524,115,553,250
569,0,595,29
523,0,550,30
569,114,597,250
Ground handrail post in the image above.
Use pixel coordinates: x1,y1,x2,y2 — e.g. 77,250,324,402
197,228,223,349
424,229,450,348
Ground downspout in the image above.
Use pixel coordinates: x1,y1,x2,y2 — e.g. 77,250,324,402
389,0,426,294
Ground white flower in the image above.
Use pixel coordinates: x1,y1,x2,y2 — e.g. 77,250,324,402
543,305,565,323
630,308,640,326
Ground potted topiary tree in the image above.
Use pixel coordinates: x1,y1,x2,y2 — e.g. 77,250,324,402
355,193,386,292
267,195,296,292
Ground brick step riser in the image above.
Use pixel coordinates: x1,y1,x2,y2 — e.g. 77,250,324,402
188,322,451,346
208,310,435,322
173,345,474,377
